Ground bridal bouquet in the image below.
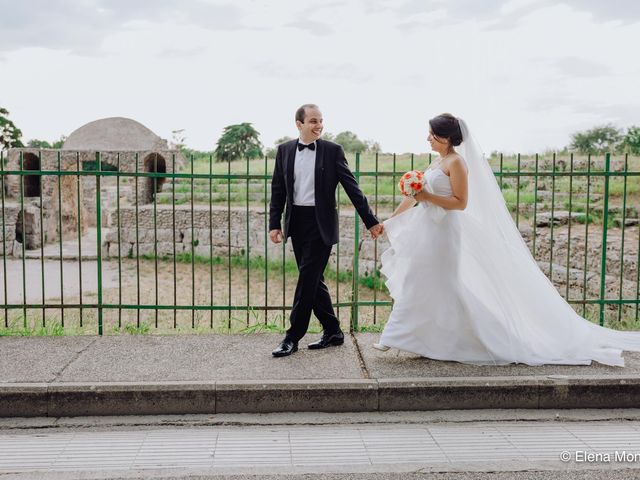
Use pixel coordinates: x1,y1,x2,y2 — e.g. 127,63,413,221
398,170,424,197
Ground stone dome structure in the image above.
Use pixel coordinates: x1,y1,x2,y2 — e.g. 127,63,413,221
62,117,168,151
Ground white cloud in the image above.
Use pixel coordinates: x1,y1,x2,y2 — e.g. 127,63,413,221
0,0,248,54
1,0,638,154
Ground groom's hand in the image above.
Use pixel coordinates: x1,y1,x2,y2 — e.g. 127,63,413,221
369,223,384,239
269,229,283,244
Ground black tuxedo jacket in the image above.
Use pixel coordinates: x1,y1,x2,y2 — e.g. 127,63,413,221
269,139,378,246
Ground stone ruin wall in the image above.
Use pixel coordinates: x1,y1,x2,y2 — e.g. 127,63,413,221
1,149,84,250
1,149,180,255
102,205,387,274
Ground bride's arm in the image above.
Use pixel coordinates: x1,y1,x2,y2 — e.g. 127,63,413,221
414,158,468,211
390,196,416,218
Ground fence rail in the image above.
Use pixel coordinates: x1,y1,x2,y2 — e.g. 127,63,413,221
1,149,639,336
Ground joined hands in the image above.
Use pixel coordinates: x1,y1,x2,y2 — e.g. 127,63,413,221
369,223,384,240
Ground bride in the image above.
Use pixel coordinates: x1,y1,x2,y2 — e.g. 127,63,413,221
375,113,640,367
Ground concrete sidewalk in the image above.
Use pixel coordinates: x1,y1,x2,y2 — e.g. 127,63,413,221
1,333,640,416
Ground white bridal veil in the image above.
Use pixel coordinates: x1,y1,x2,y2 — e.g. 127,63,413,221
451,119,640,366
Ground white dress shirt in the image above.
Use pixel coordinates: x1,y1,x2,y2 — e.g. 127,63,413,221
293,140,316,206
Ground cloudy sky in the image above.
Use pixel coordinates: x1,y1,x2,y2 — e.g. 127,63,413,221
1,0,638,154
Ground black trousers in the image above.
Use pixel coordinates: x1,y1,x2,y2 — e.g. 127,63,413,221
286,206,340,342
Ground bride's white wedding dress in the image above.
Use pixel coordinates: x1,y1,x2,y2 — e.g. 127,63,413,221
379,120,640,367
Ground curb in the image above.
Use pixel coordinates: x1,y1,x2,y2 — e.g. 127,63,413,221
2,376,639,417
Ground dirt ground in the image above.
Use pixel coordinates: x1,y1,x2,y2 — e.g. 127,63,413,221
3,258,392,335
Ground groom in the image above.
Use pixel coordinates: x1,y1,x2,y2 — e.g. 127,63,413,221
269,104,383,357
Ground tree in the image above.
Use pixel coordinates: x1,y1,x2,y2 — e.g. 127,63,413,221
27,139,52,148
334,131,367,153
274,136,294,145
321,132,335,142
0,107,24,150
27,135,67,150
51,136,66,149
214,123,263,162
266,136,295,158
570,124,622,155
365,140,382,153
25,135,66,149
620,126,640,155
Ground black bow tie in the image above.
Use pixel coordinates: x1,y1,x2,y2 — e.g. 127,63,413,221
298,142,316,152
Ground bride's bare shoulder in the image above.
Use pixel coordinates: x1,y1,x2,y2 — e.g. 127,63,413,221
448,154,468,173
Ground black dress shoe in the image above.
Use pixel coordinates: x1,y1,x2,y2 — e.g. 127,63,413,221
272,338,298,357
308,330,345,350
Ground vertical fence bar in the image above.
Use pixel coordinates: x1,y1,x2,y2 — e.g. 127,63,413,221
392,153,397,211
153,154,158,328
264,155,268,325
532,154,539,258
1,150,8,327
190,154,195,328
499,153,504,191
210,154,214,329
636,202,640,321
582,155,592,317
599,153,611,326
351,152,361,332
38,151,45,326
75,152,83,327
373,152,379,324
57,151,64,328
172,154,177,328
135,153,140,327
336,187,341,322
515,153,521,228
19,152,26,327
96,152,103,335
617,154,628,323
549,153,556,279
117,153,122,328
228,153,232,330
246,155,250,326
565,153,574,301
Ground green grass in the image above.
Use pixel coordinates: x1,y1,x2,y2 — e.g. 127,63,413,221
0,320,67,336
609,177,640,196
357,323,385,333
502,191,537,205
121,322,151,334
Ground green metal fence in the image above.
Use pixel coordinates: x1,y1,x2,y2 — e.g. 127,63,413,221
1,149,639,335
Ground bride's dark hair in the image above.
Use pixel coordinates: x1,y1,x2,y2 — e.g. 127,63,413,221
429,113,463,146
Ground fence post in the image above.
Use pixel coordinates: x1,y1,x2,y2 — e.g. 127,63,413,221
96,152,103,335
351,152,361,332
599,153,610,327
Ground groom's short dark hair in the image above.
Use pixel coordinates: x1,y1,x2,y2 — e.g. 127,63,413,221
296,104,319,124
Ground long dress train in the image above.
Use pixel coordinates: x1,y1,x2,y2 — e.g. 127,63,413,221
379,163,640,367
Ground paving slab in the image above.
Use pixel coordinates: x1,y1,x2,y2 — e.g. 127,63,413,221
356,333,640,378
0,336,97,383
0,334,364,383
